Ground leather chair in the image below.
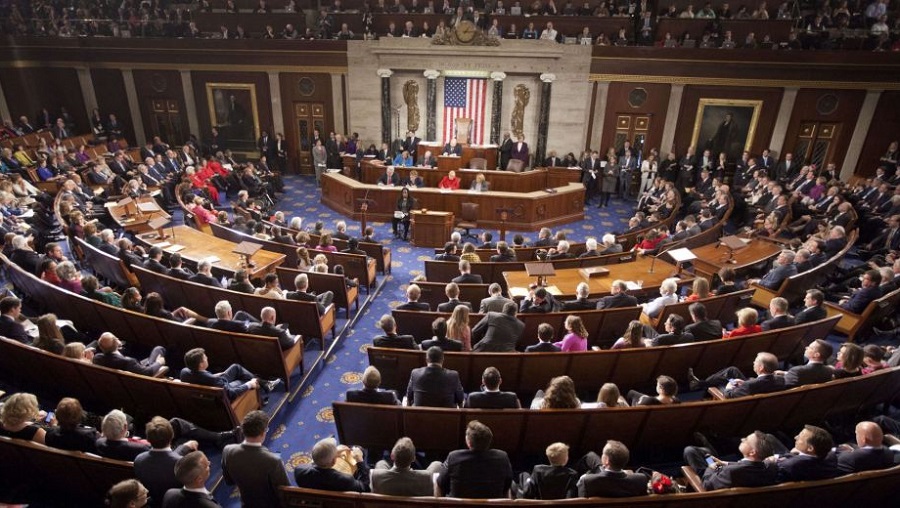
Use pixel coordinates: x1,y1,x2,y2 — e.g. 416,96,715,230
456,202,479,240
468,157,487,171
506,159,524,172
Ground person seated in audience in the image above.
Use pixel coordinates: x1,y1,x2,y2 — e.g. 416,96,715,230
371,437,444,496
341,238,366,257
649,314,694,346
576,440,649,498
833,421,896,473
180,347,280,402
578,237,601,259
54,260,83,293
598,233,623,254
452,260,483,284
562,282,596,310
421,317,463,351
96,409,152,461
346,366,400,405
142,246,168,275
396,284,430,311
9,235,41,274
134,417,209,506
0,295,31,343
470,173,490,192
0,393,46,444
187,195,217,225
761,296,795,331
93,332,167,377
316,233,337,252
188,260,222,288
372,314,417,349
775,339,834,387
332,220,351,241
689,352,785,398
522,322,559,353
490,241,517,262
684,302,723,341
405,346,465,407
162,451,217,508
519,286,557,313
795,289,827,324
106,479,150,508
438,170,461,190
32,313,64,355
392,150,414,167
44,397,98,454
594,383,629,408
862,345,887,374
435,242,460,261
532,375,580,409
515,442,579,499
436,420,513,498
684,277,710,302
437,282,472,312
641,278,678,319
465,367,521,409
749,250,797,290
97,229,119,256
208,300,252,333
254,273,285,299
725,307,762,338
247,307,301,350
293,437,370,492
833,343,864,379
402,169,425,187
611,320,646,350
554,315,588,352
627,375,680,406
685,430,778,490
227,269,255,294
461,243,480,265
838,269,882,313
477,232,496,250
285,273,334,314
595,280,638,310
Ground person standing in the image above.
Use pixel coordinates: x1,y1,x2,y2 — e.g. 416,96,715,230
222,411,290,508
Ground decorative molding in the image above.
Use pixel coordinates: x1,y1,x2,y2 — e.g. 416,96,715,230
540,73,557,83
588,73,900,90
376,68,393,78
490,71,507,81
423,69,440,79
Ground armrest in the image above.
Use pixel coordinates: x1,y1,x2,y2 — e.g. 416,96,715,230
707,386,726,400
153,366,170,378
680,465,706,493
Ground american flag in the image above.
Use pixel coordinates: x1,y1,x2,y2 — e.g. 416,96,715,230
443,77,488,145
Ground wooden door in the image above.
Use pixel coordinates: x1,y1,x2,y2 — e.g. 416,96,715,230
613,114,651,156
293,102,326,174
149,99,184,146
793,122,840,171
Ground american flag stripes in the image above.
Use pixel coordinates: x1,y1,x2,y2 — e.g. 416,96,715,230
442,77,488,145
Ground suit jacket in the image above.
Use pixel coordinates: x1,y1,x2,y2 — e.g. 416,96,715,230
834,446,896,473
595,293,639,310
562,298,596,311
702,460,777,490
471,312,525,352
396,301,430,311
438,448,513,498
442,143,463,156
135,448,188,506
45,425,99,454
144,258,169,274
685,319,723,341
577,469,649,498
346,388,400,405
161,488,220,507
452,273,483,284
223,443,291,506
794,305,827,325
285,290,327,315
420,337,464,352
371,463,440,496
479,295,514,313
776,453,839,482
521,464,578,499
188,273,222,288
784,362,833,387
464,390,520,409
406,365,465,407
247,321,297,350
525,342,562,352
93,350,164,376
96,438,150,461
653,332,694,346
761,314,795,331
511,142,529,162
209,319,249,334
841,286,881,314
724,373,785,398
294,464,369,492
437,299,472,313
373,333,418,349
758,264,798,290
0,314,31,343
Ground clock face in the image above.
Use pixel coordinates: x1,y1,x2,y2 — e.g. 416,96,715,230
456,20,477,43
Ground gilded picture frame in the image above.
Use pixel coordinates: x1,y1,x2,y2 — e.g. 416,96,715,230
205,83,260,153
690,99,762,161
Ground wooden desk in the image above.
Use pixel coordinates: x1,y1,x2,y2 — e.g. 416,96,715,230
411,211,454,248
135,225,285,279
502,257,691,299
321,173,584,231
107,196,171,234
416,142,498,170
692,238,783,281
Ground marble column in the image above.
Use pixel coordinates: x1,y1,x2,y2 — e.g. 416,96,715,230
268,71,285,136
536,73,555,166
424,69,440,141
769,87,799,156
841,89,882,180
489,72,506,145
122,69,147,145
76,67,99,116
0,79,11,122
179,70,200,139
330,73,346,134
659,84,684,153
377,69,393,146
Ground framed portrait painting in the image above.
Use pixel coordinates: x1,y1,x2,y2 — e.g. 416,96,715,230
690,99,762,161
205,83,260,153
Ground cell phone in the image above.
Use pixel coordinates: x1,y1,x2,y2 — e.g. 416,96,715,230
705,455,716,466
44,411,55,423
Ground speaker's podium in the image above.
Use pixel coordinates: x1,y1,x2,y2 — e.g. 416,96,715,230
411,210,454,248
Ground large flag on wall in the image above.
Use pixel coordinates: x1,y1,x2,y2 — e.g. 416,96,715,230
443,77,488,145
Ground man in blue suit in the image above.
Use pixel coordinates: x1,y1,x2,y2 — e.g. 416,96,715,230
698,431,778,490
839,269,882,314
833,421,897,474
179,348,280,401
774,425,839,482
750,250,797,290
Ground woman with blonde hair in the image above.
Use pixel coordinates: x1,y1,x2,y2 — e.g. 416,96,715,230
0,393,47,444
312,253,329,272
538,376,580,409
446,305,472,351
34,313,65,355
460,242,480,263
685,276,710,302
611,320,645,349
596,383,628,408
554,315,588,351
63,342,93,363
725,307,762,338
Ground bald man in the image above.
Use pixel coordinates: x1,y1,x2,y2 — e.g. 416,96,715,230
833,421,896,474
247,307,302,350
92,332,166,376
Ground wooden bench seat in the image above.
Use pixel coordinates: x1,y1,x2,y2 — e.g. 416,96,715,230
403,280,492,311
264,221,393,275
132,264,336,345
276,266,359,319
74,237,136,290
0,337,259,432
333,366,900,459
824,287,900,341
369,316,839,395
651,289,755,332
2,253,303,387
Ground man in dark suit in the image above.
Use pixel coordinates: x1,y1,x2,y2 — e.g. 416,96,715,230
346,366,400,405
167,253,194,281
135,417,199,507
489,241,516,262
452,260,483,284
247,307,301,351
143,246,169,274
436,420,513,498
405,346,465,407
499,132,513,170
372,314,417,349
478,231,496,250
161,451,221,507
222,411,290,507
688,352,786,398
760,297,795,331
780,339,833,388
750,250,798,290
294,437,370,492
372,437,443,496
436,282,473,313
833,421,897,474
543,151,562,168
396,284,431,311
434,242,460,262
180,348,276,401
93,332,167,377
794,289,827,325
188,260,222,288
98,229,120,256
651,314,695,346
595,281,639,309
518,442,579,499
839,269,882,314
96,410,152,461
464,367,521,409
402,131,420,163
479,283,514,313
525,323,562,352
442,138,463,156
774,425,839,483
581,150,602,204
285,273,334,314
684,303,723,341
0,296,31,343
208,300,251,334
519,287,556,313
562,282,596,310
547,240,575,260
10,237,43,275
578,238,602,259
696,431,778,490
577,440,649,498
472,302,526,352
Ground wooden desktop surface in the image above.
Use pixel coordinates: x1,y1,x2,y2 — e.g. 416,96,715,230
691,238,783,281
320,172,585,231
503,256,690,299
415,142,498,170
108,196,171,234
136,225,285,279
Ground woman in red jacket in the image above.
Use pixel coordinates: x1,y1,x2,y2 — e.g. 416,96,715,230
438,170,461,190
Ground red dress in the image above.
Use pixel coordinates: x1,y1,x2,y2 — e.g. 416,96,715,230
438,176,460,190
725,324,762,339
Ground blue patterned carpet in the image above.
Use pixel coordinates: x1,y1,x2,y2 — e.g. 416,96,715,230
216,173,634,505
